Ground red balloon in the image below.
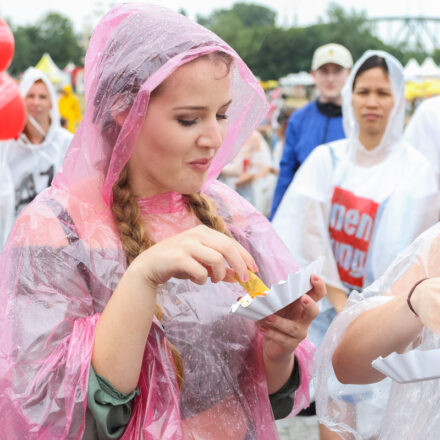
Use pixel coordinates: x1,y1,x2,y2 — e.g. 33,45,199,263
0,72,26,140
0,18,14,71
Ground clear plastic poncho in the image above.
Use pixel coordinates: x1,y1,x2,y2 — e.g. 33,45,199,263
315,222,440,439
404,95,440,173
311,52,440,439
0,4,314,439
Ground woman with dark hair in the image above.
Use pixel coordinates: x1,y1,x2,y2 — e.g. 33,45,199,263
0,4,325,439
273,51,440,439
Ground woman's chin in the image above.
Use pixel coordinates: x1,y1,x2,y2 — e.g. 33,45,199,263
178,182,205,195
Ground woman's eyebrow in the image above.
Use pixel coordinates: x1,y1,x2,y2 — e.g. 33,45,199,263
173,99,232,111
172,105,207,110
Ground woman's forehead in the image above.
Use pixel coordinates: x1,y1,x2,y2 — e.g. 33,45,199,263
27,80,50,95
354,67,391,87
155,58,231,102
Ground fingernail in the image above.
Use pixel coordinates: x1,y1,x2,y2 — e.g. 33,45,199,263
241,271,250,282
302,296,310,305
265,315,276,322
259,326,267,332
311,275,319,282
252,263,259,272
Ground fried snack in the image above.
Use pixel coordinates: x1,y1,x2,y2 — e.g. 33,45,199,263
237,270,269,298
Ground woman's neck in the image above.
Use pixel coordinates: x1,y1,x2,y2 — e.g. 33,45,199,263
358,131,383,151
23,117,50,144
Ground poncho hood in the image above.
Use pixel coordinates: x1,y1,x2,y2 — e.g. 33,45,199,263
53,3,268,207
19,67,61,133
342,50,405,164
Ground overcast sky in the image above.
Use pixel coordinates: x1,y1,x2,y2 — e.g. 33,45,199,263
2,0,440,32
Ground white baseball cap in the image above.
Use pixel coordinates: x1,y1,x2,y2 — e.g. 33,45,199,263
311,43,353,71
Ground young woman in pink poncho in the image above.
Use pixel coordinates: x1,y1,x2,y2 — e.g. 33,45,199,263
0,4,325,439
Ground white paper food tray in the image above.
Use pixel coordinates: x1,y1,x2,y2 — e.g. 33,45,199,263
230,257,324,321
372,348,440,383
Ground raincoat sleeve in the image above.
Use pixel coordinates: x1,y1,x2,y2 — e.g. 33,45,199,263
272,144,347,293
270,112,300,219
207,180,316,415
315,222,440,439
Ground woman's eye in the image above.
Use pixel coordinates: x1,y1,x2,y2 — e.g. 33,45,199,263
217,114,228,120
178,118,197,127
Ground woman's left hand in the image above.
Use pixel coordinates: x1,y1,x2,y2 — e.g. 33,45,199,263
259,275,326,362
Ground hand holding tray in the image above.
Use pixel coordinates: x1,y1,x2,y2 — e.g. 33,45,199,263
230,257,324,321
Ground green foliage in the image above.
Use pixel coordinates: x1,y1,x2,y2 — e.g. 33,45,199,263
5,3,438,80
229,3,276,27
36,13,83,67
433,49,440,65
197,2,276,29
8,12,84,76
197,1,435,80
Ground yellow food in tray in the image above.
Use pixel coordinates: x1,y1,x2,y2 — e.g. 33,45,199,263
237,270,269,298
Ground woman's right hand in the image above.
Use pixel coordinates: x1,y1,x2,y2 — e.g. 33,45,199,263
410,278,440,334
129,225,258,289
93,225,257,393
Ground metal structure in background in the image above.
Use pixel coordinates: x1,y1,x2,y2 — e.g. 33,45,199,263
370,17,440,53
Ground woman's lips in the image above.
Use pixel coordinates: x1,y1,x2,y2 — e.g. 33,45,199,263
363,113,380,121
188,158,212,172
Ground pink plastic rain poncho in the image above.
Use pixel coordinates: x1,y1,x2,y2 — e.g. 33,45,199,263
0,4,314,439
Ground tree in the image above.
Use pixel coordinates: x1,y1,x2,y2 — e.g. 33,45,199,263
430,48,440,66
309,3,403,63
197,2,276,29
229,3,276,28
196,2,429,79
36,13,83,68
8,12,83,75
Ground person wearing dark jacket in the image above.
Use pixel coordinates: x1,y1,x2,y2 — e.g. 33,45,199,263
270,43,352,219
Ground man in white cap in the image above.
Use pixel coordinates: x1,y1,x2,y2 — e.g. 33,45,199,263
270,43,352,219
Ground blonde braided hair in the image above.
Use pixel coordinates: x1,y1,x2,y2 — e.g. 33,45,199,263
112,167,228,388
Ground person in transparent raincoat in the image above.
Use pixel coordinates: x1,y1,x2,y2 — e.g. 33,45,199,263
316,217,440,439
0,4,325,439
0,68,72,249
272,51,440,439
2,68,72,217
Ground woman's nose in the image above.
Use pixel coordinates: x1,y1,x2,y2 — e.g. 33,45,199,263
365,93,379,107
198,120,224,149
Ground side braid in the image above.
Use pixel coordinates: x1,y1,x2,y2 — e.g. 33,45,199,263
184,193,229,235
111,167,152,261
112,167,184,387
